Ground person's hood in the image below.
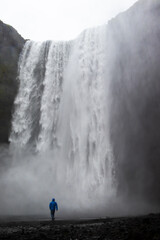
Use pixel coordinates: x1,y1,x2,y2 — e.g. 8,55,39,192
52,198,55,201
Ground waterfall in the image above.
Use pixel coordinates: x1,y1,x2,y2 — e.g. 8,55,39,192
8,25,116,216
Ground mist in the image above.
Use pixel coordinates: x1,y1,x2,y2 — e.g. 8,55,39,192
0,0,160,218
108,0,160,208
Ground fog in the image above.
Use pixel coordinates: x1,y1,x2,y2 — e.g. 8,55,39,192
108,0,160,207
0,0,160,218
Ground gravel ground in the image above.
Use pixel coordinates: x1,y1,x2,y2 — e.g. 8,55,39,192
0,213,160,239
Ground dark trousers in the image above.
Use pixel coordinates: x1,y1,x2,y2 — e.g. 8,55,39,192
50,209,55,220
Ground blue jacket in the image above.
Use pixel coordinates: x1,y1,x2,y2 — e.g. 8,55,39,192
49,198,58,211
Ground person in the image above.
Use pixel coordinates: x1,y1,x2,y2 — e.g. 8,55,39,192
49,198,58,220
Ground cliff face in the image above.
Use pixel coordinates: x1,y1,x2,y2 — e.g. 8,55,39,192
108,0,160,205
0,20,25,142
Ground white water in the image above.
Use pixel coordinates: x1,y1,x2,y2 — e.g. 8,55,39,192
6,25,117,217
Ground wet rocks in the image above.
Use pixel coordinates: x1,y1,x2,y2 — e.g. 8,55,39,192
0,213,160,240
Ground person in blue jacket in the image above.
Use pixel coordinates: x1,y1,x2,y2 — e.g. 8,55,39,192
49,198,58,220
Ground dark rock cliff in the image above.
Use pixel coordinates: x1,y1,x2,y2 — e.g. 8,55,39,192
0,20,25,142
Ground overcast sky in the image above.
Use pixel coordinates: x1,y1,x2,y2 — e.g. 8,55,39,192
0,0,138,41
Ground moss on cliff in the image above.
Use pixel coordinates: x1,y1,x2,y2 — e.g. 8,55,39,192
0,63,18,142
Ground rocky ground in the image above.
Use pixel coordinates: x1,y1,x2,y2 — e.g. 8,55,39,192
0,213,160,239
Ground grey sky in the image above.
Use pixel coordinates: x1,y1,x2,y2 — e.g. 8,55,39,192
0,0,138,41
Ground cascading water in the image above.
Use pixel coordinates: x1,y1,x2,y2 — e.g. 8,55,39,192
7,25,116,217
